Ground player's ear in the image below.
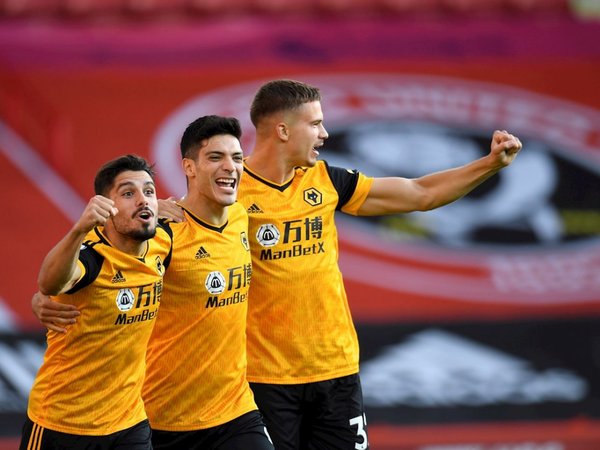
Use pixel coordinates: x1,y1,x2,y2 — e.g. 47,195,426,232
181,158,195,177
276,122,289,142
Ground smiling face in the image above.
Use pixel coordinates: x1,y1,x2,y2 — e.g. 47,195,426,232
284,101,329,168
182,133,244,222
106,170,158,242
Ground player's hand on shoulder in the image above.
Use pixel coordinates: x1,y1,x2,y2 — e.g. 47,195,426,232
158,197,185,223
490,129,522,168
32,291,80,333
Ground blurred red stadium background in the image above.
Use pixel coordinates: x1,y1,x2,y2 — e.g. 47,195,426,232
1,1,600,449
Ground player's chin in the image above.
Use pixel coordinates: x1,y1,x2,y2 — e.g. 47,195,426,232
131,224,157,242
217,193,237,206
305,156,319,167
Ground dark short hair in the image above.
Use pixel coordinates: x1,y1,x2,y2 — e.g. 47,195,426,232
250,79,321,127
94,154,155,196
180,115,242,159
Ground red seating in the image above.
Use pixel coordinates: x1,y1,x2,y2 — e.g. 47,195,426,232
0,0,573,19
0,0,62,17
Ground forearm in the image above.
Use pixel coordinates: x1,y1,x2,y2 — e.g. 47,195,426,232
359,155,501,215
358,129,521,216
415,154,500,210
38,226,87,295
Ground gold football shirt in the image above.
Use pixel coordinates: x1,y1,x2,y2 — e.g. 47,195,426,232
143,202,256,431
239,160,373,384
27,226,172,435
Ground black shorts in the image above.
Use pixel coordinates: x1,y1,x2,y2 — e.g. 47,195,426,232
19,417,152,450
151,410,274,450
250,373,369,450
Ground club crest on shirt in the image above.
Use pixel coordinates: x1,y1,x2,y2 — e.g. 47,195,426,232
155,256,165,276
240,231,250,251
303,187,322,206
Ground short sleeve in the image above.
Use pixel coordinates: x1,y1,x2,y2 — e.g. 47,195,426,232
66,245,104,294
324,162,373,215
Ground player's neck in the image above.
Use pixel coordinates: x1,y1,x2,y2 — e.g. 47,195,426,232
245,149,295,185
103,228,148,257
179,195,229,228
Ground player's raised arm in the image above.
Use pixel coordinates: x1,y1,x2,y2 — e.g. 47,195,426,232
38,195,118,295
357,130,523,216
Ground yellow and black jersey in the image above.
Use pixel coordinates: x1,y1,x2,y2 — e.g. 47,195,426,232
143,201,255,431
238,160,374,384
27,225,172,435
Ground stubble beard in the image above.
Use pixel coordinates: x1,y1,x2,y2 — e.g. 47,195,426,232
129,223,157,242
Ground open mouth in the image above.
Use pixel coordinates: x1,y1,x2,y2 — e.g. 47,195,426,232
135,209,154,221
216,177,237,190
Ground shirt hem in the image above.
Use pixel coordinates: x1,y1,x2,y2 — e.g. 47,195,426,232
27,411,146,436
246,366,359,385
149,406,258,432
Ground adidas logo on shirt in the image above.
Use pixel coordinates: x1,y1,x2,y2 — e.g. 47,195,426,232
247,203,264,213
195,246,210,259
111,270,126,283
